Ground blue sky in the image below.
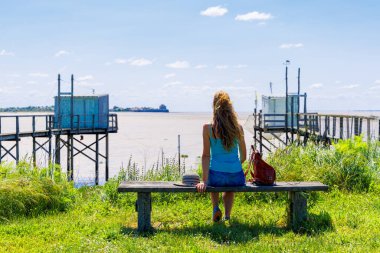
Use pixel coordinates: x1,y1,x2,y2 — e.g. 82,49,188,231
0,0,379,112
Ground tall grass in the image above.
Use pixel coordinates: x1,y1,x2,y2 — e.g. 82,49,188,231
0,161,76,221
267,136,380,192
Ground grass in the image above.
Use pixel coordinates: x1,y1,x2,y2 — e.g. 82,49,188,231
0,137,379,252
0,189,379,252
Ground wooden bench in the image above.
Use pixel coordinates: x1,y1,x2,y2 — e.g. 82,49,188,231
118,181,328,232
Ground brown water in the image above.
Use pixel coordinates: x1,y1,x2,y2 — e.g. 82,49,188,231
0,112,254,184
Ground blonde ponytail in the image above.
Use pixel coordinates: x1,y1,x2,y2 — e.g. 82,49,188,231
212,91,242,150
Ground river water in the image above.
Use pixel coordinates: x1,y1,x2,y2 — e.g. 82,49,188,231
0,112,254,184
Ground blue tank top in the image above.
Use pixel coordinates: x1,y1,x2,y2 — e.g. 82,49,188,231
209,125,243,173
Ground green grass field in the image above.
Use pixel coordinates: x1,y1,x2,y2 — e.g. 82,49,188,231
0,137,379,252
0,190,379,252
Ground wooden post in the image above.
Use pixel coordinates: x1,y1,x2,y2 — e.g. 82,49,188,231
303,93,307,113
339,117,343,139
70,135,74,181
32,137,36,167
137,192,152,233
291,96,294,143
332,117,336,139
354,117,359,136
259,128,263,153
378,120,380,141
95,133,99,185
15,116,19,164
32,116,36,166
303,114,308,145
105,133,109,181
346,118,350,139
285,66,288,145
297,68,300,113
178,134,181,174
70,74,74,130
55,135,61,165
67,135,71,181
367,119,371,142
57,74,61,129
288,191,307,231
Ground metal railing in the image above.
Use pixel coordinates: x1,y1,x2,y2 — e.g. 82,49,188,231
0,113,118,137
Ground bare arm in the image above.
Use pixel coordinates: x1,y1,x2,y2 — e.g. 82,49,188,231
201,124,211,182
238,125,247,164
197,124,210,193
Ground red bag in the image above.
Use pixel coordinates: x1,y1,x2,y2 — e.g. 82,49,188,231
245,145,276,185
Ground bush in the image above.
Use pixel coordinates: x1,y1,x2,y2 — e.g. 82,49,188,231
0,161,76,221
267,137,380,192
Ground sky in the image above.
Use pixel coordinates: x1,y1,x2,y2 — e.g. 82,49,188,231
0,0,380,112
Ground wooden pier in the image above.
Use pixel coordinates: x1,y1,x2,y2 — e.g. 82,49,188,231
0,74,118,185
252,110,380,153
0,113,118,184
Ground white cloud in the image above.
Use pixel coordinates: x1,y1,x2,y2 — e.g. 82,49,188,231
375,80,380,84
27,81,37,85
164,81,182,88
54,50,69,57
114,58,127,64
310,83,323,89
279,43,304,49
128,58,153,67
166,61,190,69
29,72,49,77
0,49,14,56
370,85,380,90
77,75,94,81
164,73,176,79
341,84,359,89
194,64,208,69
235,11,273,21
216,65,228,69
200,6,228,17
234,64,248,69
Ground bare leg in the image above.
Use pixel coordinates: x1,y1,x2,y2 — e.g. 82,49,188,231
211,192,219,208
222,192,234,218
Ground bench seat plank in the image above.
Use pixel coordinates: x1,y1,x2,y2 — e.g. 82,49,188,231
118,181,328,193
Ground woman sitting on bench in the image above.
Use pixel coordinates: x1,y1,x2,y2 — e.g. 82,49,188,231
196,90,247,222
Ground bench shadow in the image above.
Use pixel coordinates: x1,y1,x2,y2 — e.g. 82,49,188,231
295,211,334,235
120,211,334,242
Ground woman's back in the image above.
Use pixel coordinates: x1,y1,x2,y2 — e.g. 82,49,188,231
209,124,242,173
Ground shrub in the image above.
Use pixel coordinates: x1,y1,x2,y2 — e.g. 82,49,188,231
267,137,380,192
0,161,76,221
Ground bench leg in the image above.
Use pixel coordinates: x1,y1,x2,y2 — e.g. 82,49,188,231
137,192,152,232
288,191,307,230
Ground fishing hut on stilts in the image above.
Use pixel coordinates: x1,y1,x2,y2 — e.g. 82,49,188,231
252,64,380,153
0,74,118,185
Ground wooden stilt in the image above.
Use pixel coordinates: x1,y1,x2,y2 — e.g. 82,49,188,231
105,133,109,181
67,135,71,181
95,134,99,185
55,135,61,165
32,137,36,167
70,135,74,181
15,116,19,164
